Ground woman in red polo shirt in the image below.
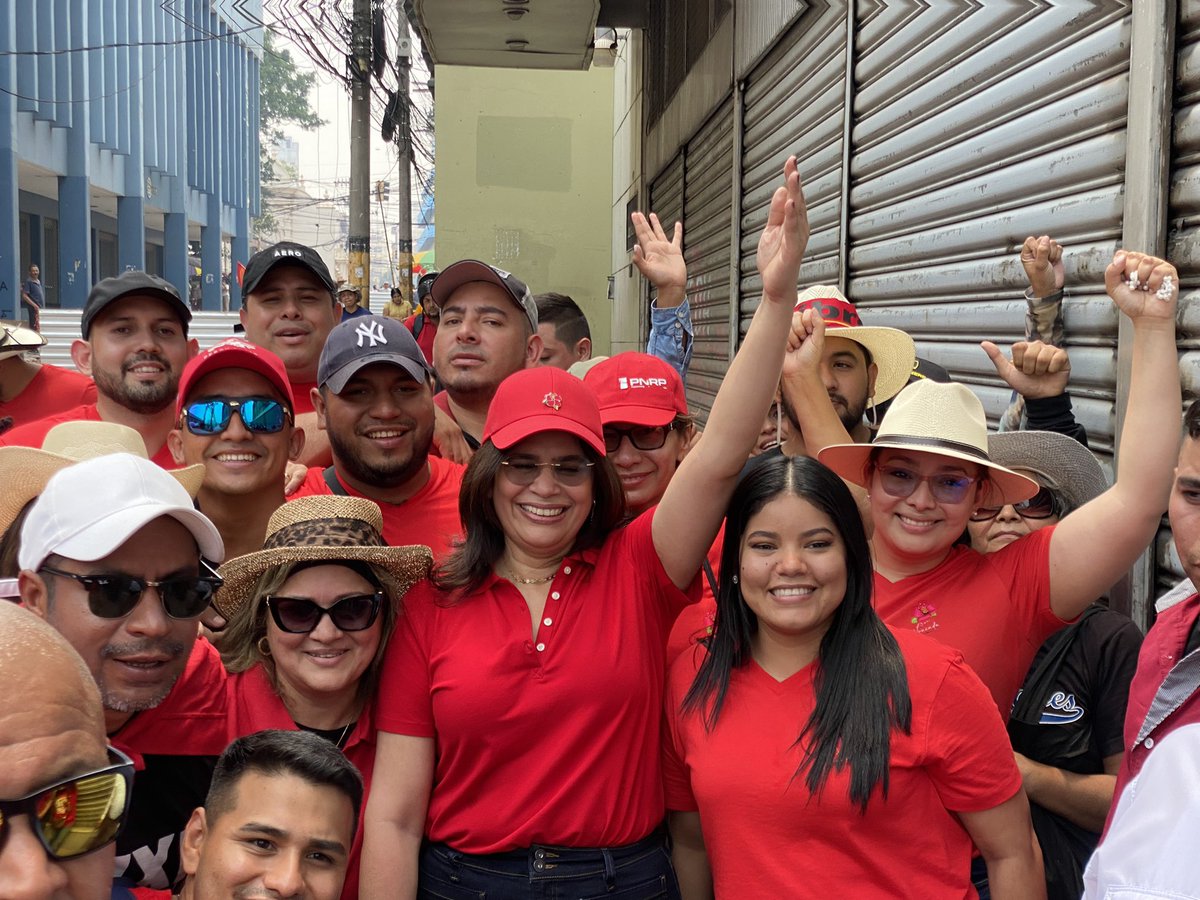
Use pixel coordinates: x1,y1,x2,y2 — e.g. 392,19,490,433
213,495,431,900
361,158,808,899
665,454,1043,898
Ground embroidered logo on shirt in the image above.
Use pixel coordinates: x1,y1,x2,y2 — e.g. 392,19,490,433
1039,691,1085,725
542,392,562,410
911,602,939,634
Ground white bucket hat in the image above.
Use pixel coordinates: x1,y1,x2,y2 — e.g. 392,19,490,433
817,380,1041,508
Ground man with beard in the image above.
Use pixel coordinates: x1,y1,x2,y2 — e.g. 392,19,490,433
292,315,464,559
0,271,197,467
776,286,916,458
429,260,542,450
18,452,228,892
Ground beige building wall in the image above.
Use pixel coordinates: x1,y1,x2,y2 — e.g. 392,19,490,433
435,64,615,355
609,30,644,354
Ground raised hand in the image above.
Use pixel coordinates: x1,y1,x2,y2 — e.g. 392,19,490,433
630,212,687,294
1020,235,1065,298
981,339,1070,400
784,308,825,380
1105,250,1178,323
757,156,809,304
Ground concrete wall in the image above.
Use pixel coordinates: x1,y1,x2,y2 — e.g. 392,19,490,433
435,64,615,354
610,30,644,355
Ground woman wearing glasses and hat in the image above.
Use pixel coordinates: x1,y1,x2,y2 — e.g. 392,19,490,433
967,430,1142,900
361,158,808,899
213,495,432,900
797,250,1179,719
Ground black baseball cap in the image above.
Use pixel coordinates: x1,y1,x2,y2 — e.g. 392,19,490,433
429,260,537,331
81,271,191,338
241,241,336,299
318,315,431,393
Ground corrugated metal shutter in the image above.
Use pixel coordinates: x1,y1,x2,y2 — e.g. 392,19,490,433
847,4,1131,466
36,308,246,371
739,4,848,335
1161,0,1200,592
645,151,686,354
680,97,735,421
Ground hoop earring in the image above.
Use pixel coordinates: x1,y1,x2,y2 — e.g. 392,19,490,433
864,398,880,429
257,636,272,657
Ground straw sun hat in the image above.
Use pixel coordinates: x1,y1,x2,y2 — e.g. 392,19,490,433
817,379,1041,508
0,322,45,360
793,285,917,404
986,430,1109,512
214,495,433,620
0,421,205,535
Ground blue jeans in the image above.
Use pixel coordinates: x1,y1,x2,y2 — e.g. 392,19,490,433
418,831,681,900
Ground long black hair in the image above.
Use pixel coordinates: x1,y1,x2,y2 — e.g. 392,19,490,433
682,455,912,812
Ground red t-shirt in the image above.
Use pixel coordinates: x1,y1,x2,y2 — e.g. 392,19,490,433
290,379,317,415
376,509,700,853
403,312,437,366
666,526,724,662
226,665,374,900
873,526,1065,715
0,363,97,429
663,629,1022,899
0,403,180,468
291,456,464,560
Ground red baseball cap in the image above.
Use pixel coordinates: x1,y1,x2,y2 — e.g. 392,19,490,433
483,367,605,455
176,338,296,417
582,352,688,427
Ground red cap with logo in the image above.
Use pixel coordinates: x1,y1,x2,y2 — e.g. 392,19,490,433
175,338,296,417
582,352,688,427
483,367,605,455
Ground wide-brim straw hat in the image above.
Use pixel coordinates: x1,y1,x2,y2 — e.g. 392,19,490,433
214,495,433,619
793,285,916,404
0,421,205,535
987,430,1108,512
0,322,46,360
817,380,1041,508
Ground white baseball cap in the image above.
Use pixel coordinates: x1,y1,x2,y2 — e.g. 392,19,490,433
18,454,225,572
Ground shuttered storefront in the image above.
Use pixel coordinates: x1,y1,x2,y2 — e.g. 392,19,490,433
739,4,848,336
1162,0,1200,592
680,98,735,421
847,4,1131,463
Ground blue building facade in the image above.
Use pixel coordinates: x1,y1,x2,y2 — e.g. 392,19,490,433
0,0,261,316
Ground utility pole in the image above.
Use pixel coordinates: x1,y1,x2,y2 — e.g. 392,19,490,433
348,0,372,295
397,11,414,306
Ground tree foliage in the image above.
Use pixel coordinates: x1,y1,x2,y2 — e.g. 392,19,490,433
256,28,326,236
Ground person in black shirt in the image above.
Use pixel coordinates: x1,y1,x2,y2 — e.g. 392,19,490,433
968,429,1142,900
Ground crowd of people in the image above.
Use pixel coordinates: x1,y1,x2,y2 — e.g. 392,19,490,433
0,156,1198,900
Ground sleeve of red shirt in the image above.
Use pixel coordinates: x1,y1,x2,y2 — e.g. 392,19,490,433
375,579,437,736
621,507,703,618
989,524,1065,638
922,654,1024,813
662,652,701,812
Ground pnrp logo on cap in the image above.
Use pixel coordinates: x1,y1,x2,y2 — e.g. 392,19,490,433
617,376,669,390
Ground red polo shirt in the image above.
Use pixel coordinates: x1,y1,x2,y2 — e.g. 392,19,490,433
0,403,180,468
290,379,317,415
0,363,97,429
377,509,700,853
226,665,374,900
1106,592,1200,836
291,455,464,560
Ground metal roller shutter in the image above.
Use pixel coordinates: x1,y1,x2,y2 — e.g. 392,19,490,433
1160,0,1200,593
681,98,735,421
739,4,849,336
645,152,685,345
847,4,1131,464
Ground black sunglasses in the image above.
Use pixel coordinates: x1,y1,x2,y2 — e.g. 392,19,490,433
602,424,677,453
0,747,133,861
969,486,1064,522
265,593,384,634
40,561,223,620
183,397,292,435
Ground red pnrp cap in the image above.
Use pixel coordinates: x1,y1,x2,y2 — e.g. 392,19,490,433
582,352,688,427
176,338,295,417
484,367,605,455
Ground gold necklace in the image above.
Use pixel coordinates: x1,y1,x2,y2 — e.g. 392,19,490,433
507,570,556,585
335,721,353,750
